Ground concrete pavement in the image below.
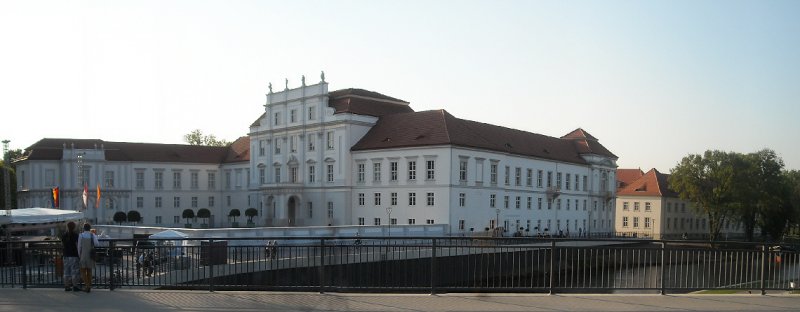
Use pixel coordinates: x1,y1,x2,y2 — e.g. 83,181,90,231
1,288,800,312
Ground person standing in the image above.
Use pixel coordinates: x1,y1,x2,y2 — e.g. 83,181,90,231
77,223,100,293
61,221,81,291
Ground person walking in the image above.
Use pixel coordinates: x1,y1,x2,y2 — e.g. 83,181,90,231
61,221,81,291
77,223,100,293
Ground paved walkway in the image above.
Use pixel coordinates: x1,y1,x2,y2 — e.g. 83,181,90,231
1,289,799,312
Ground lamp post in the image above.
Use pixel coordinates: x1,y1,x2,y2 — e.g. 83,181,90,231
386,206,393,239
496,208,500,233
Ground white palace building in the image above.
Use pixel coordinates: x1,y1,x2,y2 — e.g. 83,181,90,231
14,75,618,235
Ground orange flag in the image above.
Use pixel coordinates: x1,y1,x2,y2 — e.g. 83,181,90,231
96,184,101,208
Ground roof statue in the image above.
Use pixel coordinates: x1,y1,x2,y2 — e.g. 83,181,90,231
285,78,289,90
268,82,272,94
301,75,306,86
320,71,325,82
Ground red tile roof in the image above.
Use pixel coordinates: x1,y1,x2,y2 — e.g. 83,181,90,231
617,168,644,187
617,168,677,197
19,138,245,164
351,110,616,165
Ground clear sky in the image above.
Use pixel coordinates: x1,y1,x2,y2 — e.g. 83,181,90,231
1,0,798,172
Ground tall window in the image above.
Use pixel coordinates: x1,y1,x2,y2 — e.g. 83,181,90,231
408,161,417,180
327,202,334,220
490,164,498,184
645,202,651,211
290,109,297,123
565,173,571,190
191,196,198,208
459,160,468,182
358,217,365,226
308,106,316,120
290,136,297,153
327,164,334,182
358,193,365,206
308,165,315,183
273,112,281,125
504,195,509,209
391,192,398,205
527,197,532,209
515,167,521,186
426,192,435,206
154,172,163,190
583,175,588,191
526,169,532,186
357,163,365,183
308,137,315,151
575,174,580,191
537,170,543,187
104,171,114,188
515,196,521,209
390,161,398,181
208,172,216,190
259,168,266,184
538,197,542,210
191,172,199,189
290,167,298,183
556,172,562,189
459,193,466,207
623,217,629,227
374,193,381,205
490,194,496,208
374,218,381,226
634,202,640,211
426,160,435,180
408,192,416,206
645,217,651,228
504,166,510,185
633,217,639,228
326,131,334,149
274,166,281,183
136,197,143,208
274,139,281,154
225,171,231,189
373,162,381,182
155,197,162,208
173,196,180,208
136,171,144,189
259,140,265,156
546,171,552,187
308,202,313,218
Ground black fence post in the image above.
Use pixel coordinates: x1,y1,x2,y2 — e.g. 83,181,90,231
660,241,666,295
22,243,28,289
430,238,437,295
109,240,116,291
319,238,325,294
760,244,766,295
549,240,555,295
209,238,215,292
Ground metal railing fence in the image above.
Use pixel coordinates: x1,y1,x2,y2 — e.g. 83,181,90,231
2,237,798,294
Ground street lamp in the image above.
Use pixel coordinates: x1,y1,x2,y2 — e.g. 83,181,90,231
496,208,501,233
386,207,393,239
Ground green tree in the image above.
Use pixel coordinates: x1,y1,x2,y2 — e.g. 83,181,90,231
730,150,786,241
669,150,739,241
228,209,241,223
781,170,800,238
245,208,258,223
197,208,211,225
183,129,230,146
1,148,22,209
127,210,142,225
113,211,127,225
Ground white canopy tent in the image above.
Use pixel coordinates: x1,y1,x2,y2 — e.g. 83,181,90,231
1,208,84,234
148,229,189,256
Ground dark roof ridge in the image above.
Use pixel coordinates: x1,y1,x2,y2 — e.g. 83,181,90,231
328,88,408,104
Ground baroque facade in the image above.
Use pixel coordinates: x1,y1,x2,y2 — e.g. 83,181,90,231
15,76,618,234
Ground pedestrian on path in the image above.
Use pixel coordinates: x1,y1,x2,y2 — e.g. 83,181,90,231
77,223,100,293
60,221,81,291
